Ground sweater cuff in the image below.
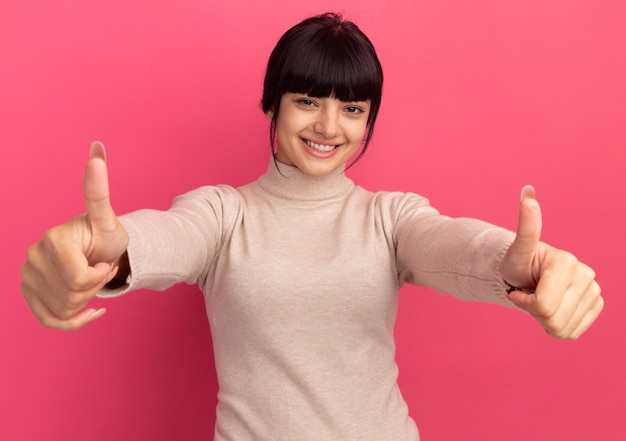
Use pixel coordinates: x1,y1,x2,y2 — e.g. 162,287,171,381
95,216,140,298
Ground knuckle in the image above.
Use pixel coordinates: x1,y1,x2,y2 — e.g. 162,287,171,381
590,294,605,318
40,227,60,249
63,291,89,311
24,244,44,271
19,266,31,289
66,295,84,310
594,280,602,292
65,278,84,293
562,332,579,341
66,277,96,295
19,280,31,299
545,318,566,336
39,316,57,329
534,299,558,318
40,224,74,255
597,294,605,312
577,262,596,282
546,323,573,340
24,244,37,262
560,251,579,270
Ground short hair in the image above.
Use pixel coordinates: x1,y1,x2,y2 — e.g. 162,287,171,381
261,12,384,167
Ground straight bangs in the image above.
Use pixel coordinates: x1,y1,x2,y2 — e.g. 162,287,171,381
282,32,382,124
262,13,384,168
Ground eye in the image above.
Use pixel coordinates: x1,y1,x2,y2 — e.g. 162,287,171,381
296,98,316,107
345,106,364,114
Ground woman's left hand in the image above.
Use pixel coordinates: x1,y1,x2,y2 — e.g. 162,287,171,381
500,186,603,339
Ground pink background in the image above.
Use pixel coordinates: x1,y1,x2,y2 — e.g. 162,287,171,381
1,0,625,439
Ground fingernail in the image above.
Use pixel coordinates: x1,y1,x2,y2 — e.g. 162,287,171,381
521,185,536,200
90,141,106,162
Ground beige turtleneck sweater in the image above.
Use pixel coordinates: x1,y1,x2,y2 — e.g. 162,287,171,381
100,160,516,440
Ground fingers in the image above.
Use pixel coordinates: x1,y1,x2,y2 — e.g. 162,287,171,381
542,277,602,339
507,247,603,339
21,263,109,331
567,294,604,340
84,141,117,234
24,290,107,332
21,233,117,331
539,277,602,340
19,142,126,331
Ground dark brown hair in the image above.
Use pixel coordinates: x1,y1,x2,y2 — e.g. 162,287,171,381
261,13,384,166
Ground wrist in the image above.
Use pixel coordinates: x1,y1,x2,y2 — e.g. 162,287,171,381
106,251,130,289
503,279,518,294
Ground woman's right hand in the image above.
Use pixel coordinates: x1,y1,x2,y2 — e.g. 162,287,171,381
20,142,129,331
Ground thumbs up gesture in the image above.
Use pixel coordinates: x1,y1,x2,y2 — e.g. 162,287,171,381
500,186,603,339
20,142,129,331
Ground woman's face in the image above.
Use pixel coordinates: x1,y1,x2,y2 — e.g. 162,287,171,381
271,93,370,176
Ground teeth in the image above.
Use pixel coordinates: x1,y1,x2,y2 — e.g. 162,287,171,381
305,140,336,152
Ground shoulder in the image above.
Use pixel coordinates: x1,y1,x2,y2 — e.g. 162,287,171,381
173,184,243,207
344,187,442,243
168,184,246,229
353,186,438,218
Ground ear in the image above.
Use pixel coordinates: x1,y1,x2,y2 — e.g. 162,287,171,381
265,109,274,121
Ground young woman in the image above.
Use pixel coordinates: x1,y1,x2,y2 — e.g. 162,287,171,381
20,13,602,440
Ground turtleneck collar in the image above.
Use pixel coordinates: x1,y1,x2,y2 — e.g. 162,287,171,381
257,159,355,202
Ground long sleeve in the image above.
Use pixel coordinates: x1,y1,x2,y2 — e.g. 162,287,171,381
392,192,517,307
97,184,241,298
93,161,520,440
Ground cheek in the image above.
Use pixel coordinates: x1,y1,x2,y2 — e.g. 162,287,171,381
274,120,299,151
348,121,368,144
275,112,298,137
274,122,290,145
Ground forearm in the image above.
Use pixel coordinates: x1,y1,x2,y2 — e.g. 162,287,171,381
397,213,516,306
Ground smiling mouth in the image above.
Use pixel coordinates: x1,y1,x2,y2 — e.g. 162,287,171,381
302,138,339,152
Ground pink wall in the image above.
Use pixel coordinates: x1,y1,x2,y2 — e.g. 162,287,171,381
2,0,625,439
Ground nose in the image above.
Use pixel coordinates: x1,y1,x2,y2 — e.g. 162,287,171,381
313,106,340,138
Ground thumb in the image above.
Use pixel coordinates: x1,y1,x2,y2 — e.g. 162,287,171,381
84,141,117,233
513,185,542,253
503,185,543,287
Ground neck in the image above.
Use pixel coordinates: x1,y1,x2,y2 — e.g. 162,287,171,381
257,159,354,201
